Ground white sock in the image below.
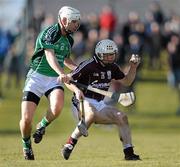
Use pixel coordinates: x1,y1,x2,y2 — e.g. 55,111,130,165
71,127,81,139
123,144,133,149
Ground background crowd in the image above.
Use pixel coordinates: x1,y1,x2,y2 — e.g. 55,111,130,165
0,1,180,113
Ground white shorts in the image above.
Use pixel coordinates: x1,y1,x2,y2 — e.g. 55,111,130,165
72,97,106,120
23,69,63,97
72,96,121,124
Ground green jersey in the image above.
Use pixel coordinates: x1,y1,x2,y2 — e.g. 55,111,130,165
30,23,74,77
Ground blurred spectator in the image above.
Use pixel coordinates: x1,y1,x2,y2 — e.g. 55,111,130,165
86,13,99,31
25,32,35,73
165,13,180,35
127,34,143,56
72,31,86,64
99,5,117,39
31,9,45,38
162,13,180,53
78,16,89,40
147,22,162,69
166,34,180,115
121,11,145,72
122,11,140,47
125,34,143,75
113,34,126,66
5,38,21,88
86,29,98,55
40,13,55,30
0,28,13,98
99,28,109,40
149,1,165,25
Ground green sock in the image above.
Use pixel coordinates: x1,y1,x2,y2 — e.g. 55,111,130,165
39,117,50,128
22,137,31,149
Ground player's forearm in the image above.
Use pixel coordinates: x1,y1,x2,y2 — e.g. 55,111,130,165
120,66,137,86
65,82,79,94
120,54,140,86
125,66,137,85
64,58,77,70
45,49,65,75
65,82,84,100
48,58,65,75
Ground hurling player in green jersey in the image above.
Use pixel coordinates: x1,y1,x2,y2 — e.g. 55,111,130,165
19,6,81,160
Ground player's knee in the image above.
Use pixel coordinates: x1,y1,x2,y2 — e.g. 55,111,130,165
86,114,95,125
20,117,32,126
51,110,61,118
122,114,129,124
116,112,128,125
50,105,63,117
86,111,95,121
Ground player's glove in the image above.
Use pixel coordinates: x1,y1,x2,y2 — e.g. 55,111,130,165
130,54,141,64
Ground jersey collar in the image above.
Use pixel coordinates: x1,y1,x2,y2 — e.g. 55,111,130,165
93,56,106,67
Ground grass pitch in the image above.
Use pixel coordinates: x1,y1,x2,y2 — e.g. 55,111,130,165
0,79,180,167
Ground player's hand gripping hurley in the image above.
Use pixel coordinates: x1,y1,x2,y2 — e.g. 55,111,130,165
77,99,88,137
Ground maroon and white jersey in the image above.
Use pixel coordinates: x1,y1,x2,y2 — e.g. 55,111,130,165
71,56,125,101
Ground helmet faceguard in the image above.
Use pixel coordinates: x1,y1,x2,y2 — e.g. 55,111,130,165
58,6,81,33
95,39,118,65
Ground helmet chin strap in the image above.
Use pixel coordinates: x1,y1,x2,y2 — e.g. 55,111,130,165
97,53,113,66
65,29,73,34
60,19,73,34
97,55,115,67
99,60,106,66
99,60,112,67
96,56,107,67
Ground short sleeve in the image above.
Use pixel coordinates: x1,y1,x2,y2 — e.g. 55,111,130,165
39,27,57,49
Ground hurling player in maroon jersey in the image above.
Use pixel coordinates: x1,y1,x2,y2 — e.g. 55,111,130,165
61,39,141,161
